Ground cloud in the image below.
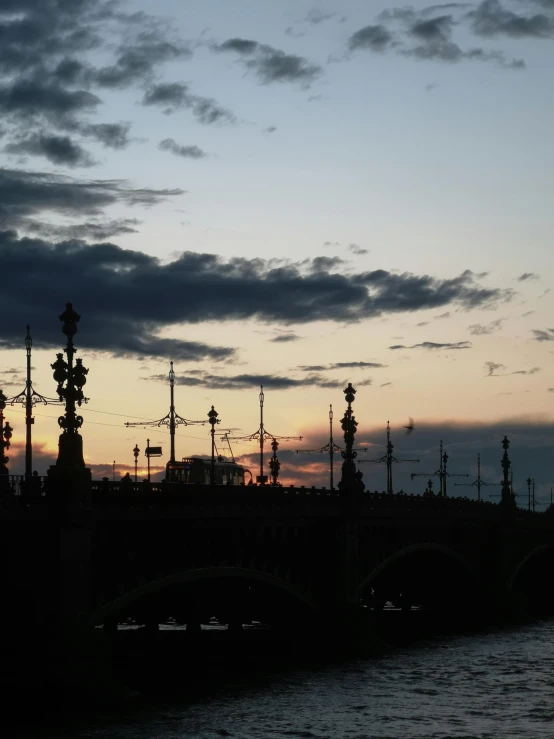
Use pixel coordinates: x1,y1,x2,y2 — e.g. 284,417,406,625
5,133,96,167
349,3,527,68
416,322,429,326
468,318,505,335
0,233,514,358
142,82,235,124
510,367,541,376
468,0,554,38
158,138,207,159
214,38,321,85
270,333,300,343
349,25,394,51
297,361,386,371
323,240,340,247
516,272,539,281
485,361,506,376
83,123,131,149
0,76,100,126
148,372,352,391
484,362,540,377
548,388,554,393
93,30,192,88
434,311,451,319
262,126,277,134
348,243,369,255
0,167,184,231
23,218,140,242
389,341,472,350
304,10,339,25
531,329,554,342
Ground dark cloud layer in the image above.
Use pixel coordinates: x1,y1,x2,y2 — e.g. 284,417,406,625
5,133,96,167
0,232,513,358
214,38,321,85
0,167,184,231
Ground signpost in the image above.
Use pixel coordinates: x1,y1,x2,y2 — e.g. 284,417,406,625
145,438,162,482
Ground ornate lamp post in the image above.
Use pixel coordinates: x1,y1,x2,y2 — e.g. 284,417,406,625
133,444,140,482
500,436,515,508
269,437,281,485
208,405,219,485
49,303,90,478
0,389,13,483
338,383,364,493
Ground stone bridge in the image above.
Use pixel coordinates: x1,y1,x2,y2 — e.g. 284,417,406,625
2,479,554,636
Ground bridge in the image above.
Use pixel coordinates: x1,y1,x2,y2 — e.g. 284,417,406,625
1,304,554,704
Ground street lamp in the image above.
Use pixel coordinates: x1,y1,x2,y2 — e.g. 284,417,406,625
0,389,13,483
208,406,219,485
133,444,140,482
112,460,116,482
49,303,89,477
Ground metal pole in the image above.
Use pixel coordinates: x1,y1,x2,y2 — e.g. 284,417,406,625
25,325,32,477
443,451,448,498
169,362,176,464
259,386,264,483
477,453,481,502
532,478,536,512
439,441,444,496
386,421,393,494
527,477,531,512
147,438,151,482
329,405,334,490
113,460,115,481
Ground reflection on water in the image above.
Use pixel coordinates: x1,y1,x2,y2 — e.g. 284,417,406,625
23,620,554,739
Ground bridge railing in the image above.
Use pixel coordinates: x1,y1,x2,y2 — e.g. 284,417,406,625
1,475,48,498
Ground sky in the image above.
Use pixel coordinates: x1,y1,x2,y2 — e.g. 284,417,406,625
0,0,553,502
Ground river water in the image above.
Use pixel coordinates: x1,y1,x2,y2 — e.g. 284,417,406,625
34,619,554,739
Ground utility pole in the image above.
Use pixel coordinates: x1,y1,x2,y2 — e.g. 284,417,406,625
228,386,302,484
8,325,62,477
411,441,468,496
125,361,207,480
527,477,532,512
358,421,419,494
454,453,501,502
533,478,536,512
296,405,343,490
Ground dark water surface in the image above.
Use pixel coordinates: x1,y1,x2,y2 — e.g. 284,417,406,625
35,620,554,739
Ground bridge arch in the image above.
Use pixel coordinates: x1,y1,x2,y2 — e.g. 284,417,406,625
356,542,478,601
509,545,554,589
89,566,319,626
